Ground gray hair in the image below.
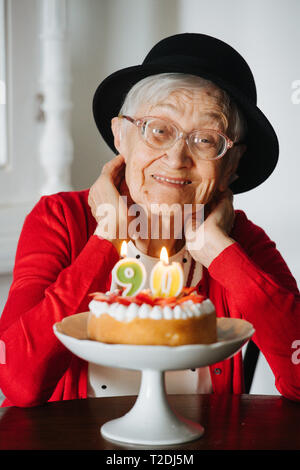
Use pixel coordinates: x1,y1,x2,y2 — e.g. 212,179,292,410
119,73,246,141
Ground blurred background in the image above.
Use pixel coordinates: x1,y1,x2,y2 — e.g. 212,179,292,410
0,0,299,403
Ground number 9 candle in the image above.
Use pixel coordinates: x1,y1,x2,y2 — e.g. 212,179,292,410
111,241,146,296
150,247,184,298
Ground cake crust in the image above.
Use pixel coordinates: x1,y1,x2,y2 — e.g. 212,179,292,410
87,311,217,346
87,288,217,346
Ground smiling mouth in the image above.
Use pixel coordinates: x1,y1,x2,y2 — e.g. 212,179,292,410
151,174,192,186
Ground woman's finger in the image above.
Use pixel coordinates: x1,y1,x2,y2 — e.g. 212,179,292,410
101,155,126,190
102,155,125,177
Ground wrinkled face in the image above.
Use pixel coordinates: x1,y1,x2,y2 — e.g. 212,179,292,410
112,85,239,211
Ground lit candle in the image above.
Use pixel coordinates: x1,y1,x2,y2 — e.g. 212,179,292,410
150,247,184,298
111,241,146,296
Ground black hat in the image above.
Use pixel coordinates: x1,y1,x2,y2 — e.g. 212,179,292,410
93,33,279,194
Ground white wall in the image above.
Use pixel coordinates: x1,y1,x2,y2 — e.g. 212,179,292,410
178,0,300,287
0,0,299,399
0,274,12,405
69,0,299,284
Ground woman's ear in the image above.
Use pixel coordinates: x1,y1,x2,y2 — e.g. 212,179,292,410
111,117,123,154
218,144,246,192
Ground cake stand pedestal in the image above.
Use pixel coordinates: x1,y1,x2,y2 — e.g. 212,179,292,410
101,369,204,445
54,315,254,446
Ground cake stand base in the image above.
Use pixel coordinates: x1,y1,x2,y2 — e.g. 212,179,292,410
100,369,204,446
54,315,255,446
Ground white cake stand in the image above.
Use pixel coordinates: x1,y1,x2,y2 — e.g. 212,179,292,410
53,315,254,446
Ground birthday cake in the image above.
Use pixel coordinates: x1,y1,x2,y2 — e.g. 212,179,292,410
87,287,217,346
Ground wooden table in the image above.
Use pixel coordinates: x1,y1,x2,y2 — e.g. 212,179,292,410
0,394,299,452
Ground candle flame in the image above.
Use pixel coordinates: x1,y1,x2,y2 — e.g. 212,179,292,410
160,246,169,264
120,240,127,257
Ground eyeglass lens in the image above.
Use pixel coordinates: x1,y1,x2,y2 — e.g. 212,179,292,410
142,118,226,159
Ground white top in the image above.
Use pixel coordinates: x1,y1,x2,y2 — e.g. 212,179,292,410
87,241,213,397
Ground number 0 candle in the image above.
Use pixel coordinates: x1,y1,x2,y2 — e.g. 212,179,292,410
111,241,146,296
150,247,184,298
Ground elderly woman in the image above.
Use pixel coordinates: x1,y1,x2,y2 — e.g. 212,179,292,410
0,33,299,407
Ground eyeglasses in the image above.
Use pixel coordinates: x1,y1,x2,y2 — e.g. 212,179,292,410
119,115,241,161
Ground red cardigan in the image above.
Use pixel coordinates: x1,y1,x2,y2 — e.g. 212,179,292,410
0,189,299,407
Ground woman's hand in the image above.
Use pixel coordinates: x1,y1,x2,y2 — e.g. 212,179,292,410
203,188,235,235
88,155,130,252
185,189,236,267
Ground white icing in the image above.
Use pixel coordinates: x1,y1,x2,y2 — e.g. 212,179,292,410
183,304,194,318
173,305,183,320
114,304,127,322
163,306,173,320
138,303,151,319
150,306,163,320
89,297,215,323
201,299,215,314
125,303,139,321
